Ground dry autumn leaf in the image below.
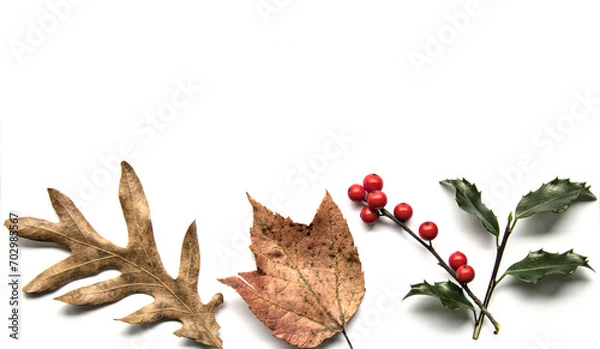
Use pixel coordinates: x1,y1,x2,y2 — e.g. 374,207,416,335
3,162,224,348
219,192,365,348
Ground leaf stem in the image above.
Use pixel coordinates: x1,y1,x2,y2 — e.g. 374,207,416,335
472,216,517,339
496,273,507,285
342,328,354,349
379,208,501,335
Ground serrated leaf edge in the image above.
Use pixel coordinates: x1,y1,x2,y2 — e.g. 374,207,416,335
440,178,500,237
403,280,474,311
515,178,596,219
505,248,594,284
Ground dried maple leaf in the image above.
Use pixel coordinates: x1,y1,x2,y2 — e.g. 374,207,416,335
4,162,224,348
219,192,365,348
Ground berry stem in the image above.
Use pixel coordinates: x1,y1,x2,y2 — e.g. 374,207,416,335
472,216,518,339
379,208,501,335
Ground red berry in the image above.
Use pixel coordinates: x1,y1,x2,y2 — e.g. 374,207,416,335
363,173,383,192
348,184,366,202
366,190,387,209
360,206,379,223
456,264,475,283
448,251,468,271
418,221,438,241
393,203,413,221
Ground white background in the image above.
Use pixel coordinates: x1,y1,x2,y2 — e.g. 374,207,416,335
1,1,600,348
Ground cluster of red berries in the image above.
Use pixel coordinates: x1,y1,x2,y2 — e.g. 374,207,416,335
348,173,475,284
348,174,415,224
347,173,391,223
449,251,475,283
348,174,429,237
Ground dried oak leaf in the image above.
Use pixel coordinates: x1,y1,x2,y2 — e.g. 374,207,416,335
219,192,365,348
3,162,224,348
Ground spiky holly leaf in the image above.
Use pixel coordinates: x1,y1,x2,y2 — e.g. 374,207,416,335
515,178,596,219
404,280,474,312
219,192,365,349
505,249,593,284
3,162,224,348
441,178,499,237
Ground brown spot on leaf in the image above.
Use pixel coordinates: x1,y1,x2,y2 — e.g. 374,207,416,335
269,250,283,258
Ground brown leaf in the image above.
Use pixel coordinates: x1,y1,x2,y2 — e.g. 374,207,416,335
4,162,224,348
219,192,365,348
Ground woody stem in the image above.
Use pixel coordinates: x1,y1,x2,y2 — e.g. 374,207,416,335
379,208,501,335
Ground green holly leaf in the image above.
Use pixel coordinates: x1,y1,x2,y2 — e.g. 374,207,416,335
404,280,474,312
515,178,596,219
504,249,593,284
441,178,499,237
